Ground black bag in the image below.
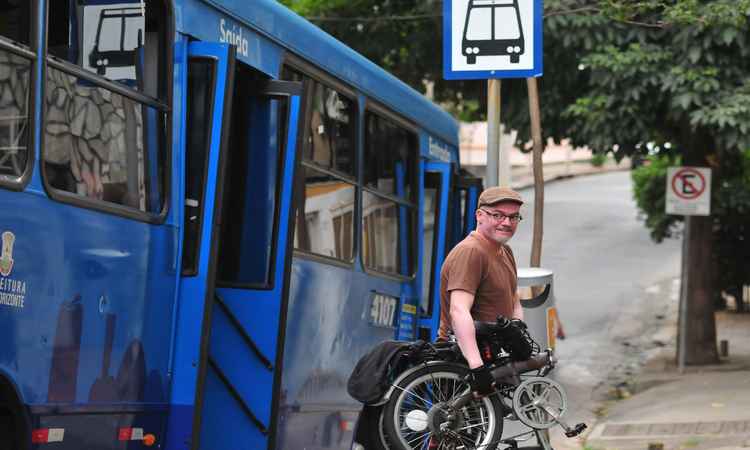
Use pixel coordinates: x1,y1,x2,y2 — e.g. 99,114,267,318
497,319,534,361
347,340,426,404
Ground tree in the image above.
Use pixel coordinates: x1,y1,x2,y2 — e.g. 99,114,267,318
282,0,750,364
516,0,750,365
278,0,490,120
632,151,750,314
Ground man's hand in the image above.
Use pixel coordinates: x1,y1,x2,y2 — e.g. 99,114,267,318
468,365,495,396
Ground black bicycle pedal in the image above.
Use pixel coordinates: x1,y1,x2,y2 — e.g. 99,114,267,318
565,423,587,437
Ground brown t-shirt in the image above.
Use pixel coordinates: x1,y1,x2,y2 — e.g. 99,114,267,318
438,231,518,339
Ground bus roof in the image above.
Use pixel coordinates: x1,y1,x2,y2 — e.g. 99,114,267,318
192,0,459,147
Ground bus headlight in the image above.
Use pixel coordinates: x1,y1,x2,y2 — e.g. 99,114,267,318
466,47,474,54
514,46,521,53
507,46,514,53
473,47,479,54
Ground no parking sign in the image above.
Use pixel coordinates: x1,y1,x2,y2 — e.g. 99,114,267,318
666,167,712,216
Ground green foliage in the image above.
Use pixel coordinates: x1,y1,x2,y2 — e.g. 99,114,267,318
632,150,750,296
501,0,750,159
280,0,750,155
631,155,682,242
590,153,607,167
713,149,750,300
278,0,459,108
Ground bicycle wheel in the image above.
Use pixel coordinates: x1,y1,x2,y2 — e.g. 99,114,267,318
383,363,504,450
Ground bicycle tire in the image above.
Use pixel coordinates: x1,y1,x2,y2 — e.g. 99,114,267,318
383,363,504,450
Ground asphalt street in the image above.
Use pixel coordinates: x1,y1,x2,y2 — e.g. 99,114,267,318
508,171,683,448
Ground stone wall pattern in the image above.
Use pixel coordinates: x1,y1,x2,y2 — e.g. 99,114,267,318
44,66,148,211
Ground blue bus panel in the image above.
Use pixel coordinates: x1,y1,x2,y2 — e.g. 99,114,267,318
0,1,470,449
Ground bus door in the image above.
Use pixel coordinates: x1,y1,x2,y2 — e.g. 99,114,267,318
171,41,306,450
167,41,236,450
450,171,483,249
196,57,305,450
417,162,451,340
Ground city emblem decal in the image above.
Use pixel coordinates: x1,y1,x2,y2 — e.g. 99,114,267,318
0,231,15,277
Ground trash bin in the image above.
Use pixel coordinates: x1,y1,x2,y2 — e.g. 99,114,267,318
517,267,558,350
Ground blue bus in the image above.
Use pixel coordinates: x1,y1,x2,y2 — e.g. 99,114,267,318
0,1,483,449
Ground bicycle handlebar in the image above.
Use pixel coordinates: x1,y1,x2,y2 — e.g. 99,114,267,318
448,351,554,411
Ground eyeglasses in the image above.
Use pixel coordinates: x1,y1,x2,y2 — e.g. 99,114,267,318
479,208,523,223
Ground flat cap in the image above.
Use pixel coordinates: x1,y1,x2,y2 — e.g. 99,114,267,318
478,186,523,207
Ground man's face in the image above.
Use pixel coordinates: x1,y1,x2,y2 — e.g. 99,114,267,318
475,201,522,244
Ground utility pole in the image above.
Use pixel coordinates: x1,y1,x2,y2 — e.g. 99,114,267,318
527,77,544,268
486,79,501,187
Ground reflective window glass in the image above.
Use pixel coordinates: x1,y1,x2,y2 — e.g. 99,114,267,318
421,173,441,314
362,191,414,276
293,164,355,261
305,82,355,177
48,0,166,96
182,58,214,275
364,112,417,200
0,48,31,180
43,66,166,213
0,1,31,46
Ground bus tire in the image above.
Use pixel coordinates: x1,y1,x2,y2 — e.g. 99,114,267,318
510,55,520,63
0,378,29,450
382,363,503,450
352,405,388,450
467,55,477,64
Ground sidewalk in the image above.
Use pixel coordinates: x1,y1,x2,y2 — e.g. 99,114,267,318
585,306,750,450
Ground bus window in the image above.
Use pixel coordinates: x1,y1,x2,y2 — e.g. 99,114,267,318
217,66,288,287
421,172,442,314
47,0,167,97
307,82,356,177
0,49,31,182
182,58,215,275
362,191,414,275
362,111,417,277
364,113,416,199
286,71,357,263
293,165,356,261
42,66,167,214
0,2,33,185
0,1,31,47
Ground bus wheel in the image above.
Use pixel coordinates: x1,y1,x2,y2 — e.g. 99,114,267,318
353,405,388,450
0,379,29,450
467,55,477,65
510,55,520,63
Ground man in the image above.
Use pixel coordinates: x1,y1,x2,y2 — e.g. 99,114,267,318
438,186,524,396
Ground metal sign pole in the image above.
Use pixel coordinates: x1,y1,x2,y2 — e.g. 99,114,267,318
677,218,690,373
486,79,501,187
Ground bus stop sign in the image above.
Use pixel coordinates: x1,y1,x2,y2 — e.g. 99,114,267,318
443,0,543,80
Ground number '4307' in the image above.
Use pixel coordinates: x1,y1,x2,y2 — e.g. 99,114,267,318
370,293,397,328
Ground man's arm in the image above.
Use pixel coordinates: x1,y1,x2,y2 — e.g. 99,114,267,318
450,289,483,369
512,292,524,320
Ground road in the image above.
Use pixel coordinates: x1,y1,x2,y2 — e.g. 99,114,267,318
508,170,683,448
